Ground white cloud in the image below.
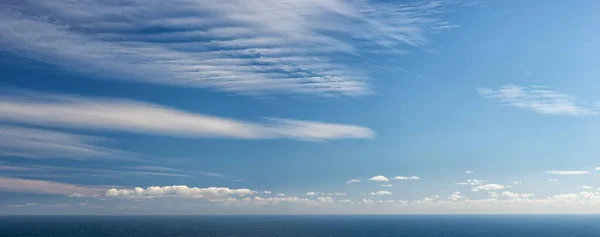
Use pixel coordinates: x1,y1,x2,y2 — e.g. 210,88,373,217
105,186,256,198
370,190,392,196
0,125,135,160
448,191,466,201
276,193,287,197
345,179,361,184
393,176,420,180
264,190,272,194
513,181,522,185
477,85,596,116
596,167,600,171
381,184,393,188
545,171,589,175
0,177,105,196
123,166,181,172
455,179,484,186
501,191,534,199
68,193,84,198
579,186,593,190
472,184,505,192
548,179,559,182
464,171,473,174
306,192,317,196
0,1,455,97
0,91,374,141
369,175,389,182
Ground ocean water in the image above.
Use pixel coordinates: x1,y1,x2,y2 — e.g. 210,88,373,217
1,215,599,237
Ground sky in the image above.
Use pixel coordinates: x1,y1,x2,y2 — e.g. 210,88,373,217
1,0,600,215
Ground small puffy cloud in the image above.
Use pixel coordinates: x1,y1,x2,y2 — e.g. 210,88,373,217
596,167,600,171
545,170,589,175
362,199,374,204
345,179,361,184
513,181,522,185
264,190,272,194
316,197,334,204
465,171,473,174
68,193,84,198
393,176,420,180
276,193,287,197
455,179,484,186
381,184,393,188
472,184,505,192
306,191,317,196
501,191,534,199
105,186,256,198
578,185,593,190
548,179,559,182
369,190,392,196
369,175,389,182
448,191,466,201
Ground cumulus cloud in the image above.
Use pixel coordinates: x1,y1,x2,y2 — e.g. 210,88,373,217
381,184,393,188
0,1,456,97
393,176,420,180
0,91,374,141
448,191,466,201
578,186,593,190
369,175,389,182
370,191,392,196
0,177,106,196
464,171,473,174
264,190,272,194
105,186,256,198
477,85,596,116
345,179,361,184
455,179,484,186
545,171,589,175
501,191,534,199
472,184,505,192
306,192,317,196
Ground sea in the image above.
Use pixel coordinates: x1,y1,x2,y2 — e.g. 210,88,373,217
1,215,599,237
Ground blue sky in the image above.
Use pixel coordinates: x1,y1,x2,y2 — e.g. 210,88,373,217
2,0,600,214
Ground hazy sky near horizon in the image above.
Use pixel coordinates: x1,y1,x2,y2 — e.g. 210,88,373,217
2,0,600,215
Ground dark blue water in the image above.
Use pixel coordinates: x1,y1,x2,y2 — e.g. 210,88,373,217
1,215,599,237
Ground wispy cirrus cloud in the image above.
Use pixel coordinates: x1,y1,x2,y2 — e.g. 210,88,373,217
0,0,456,97
477,85,597,116
0,177,106,197
545,171,590,175
0,90,374,141
0,164,214,179
0,125,136,160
